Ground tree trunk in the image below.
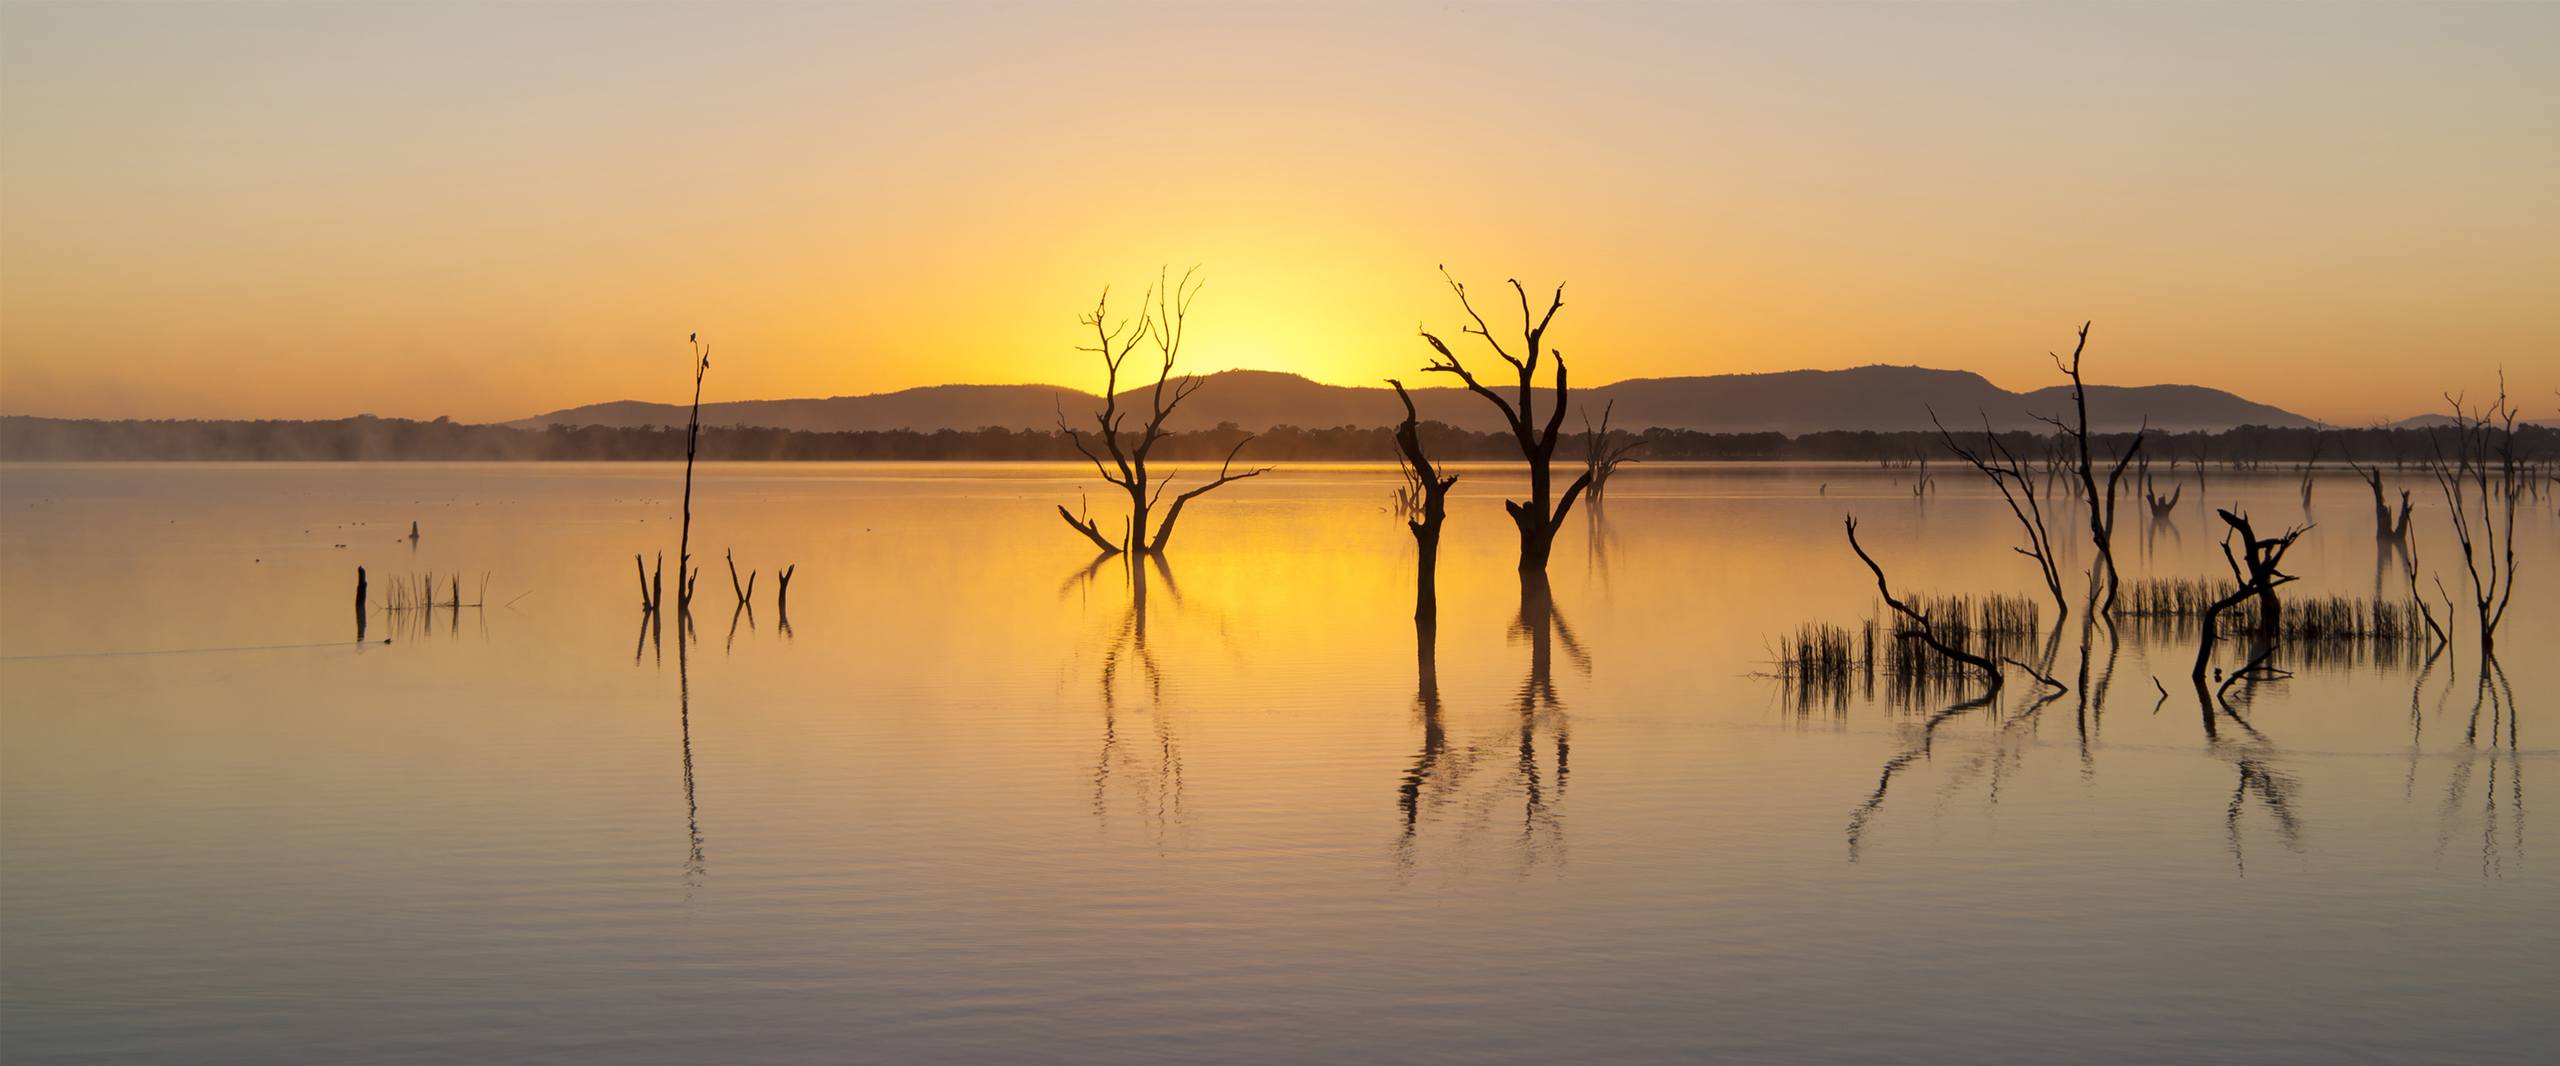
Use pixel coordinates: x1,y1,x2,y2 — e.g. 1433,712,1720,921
1415,533,1441,620
1510,503,1553,573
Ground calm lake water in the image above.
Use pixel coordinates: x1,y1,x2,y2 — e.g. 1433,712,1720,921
2,461,2551,1063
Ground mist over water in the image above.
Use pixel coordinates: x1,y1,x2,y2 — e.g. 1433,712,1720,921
3,461,2551,1063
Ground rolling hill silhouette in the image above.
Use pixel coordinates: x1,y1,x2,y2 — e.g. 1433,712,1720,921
509,366,2314,435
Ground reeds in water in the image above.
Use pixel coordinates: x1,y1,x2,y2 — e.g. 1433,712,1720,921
1773,593,2041,709
2118,577,2425,667
375,570,490,611
1876,593,2040,703
1775,620,1875,713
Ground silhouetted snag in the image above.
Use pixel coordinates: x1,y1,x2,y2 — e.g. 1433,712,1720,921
1388,379,1458,621
2394,514,2450,649
1934,409,2069,621
635,552,662,612
2298,435,2326,511
355,566,367,640
1843,516,2003,691
775,564,794,615
725,549,755,604
2423,379,2527,655
676,334,709,615
1419,267,1594,573
1580,400,1644,501
2028,323,2143,617
1055,267,1271,557
1146,439,1265,556
2192,509,2305,728
2352,462,2413,547
2145,477,2181,521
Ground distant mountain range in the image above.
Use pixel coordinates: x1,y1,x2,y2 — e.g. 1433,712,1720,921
508,365,2318,436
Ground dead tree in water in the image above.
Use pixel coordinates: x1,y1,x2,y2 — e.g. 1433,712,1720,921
2028,323,2143,618
1843,516,2004,692
634,552,664,613
725,549,756,605
676,334,710,614
2192,509,2306,722
1581,400,1645,501
1389,379,1458,621
2144,476,2182,521
2297,435,2326,510
1055,267,1270,557
1419,267,1594,573
1933,410,2069,622
2424,380,2527,655
2350,461,2413,548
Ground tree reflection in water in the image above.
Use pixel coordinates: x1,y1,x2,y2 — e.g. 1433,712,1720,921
1069,554,1186,848
2434,656,2524,878
1397,575,1580,876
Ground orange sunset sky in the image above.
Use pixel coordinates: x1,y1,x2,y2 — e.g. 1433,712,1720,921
2,2,2552,426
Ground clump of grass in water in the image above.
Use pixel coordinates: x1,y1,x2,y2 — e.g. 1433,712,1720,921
1773,593,2040,709
2115,577,2426,667
1877,593,2040,707
375,571,491,611
1775,620,1874,714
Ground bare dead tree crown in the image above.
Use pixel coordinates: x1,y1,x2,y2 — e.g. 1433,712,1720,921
1055,266,1270,557
2192,509,2306,732
1582,399,1645,500
2026,323,2143,618
1419,266,1594,573
2423,375,2528,655
1933,408,2069,622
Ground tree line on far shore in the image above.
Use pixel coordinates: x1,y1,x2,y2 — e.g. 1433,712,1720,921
5,413,2540,466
